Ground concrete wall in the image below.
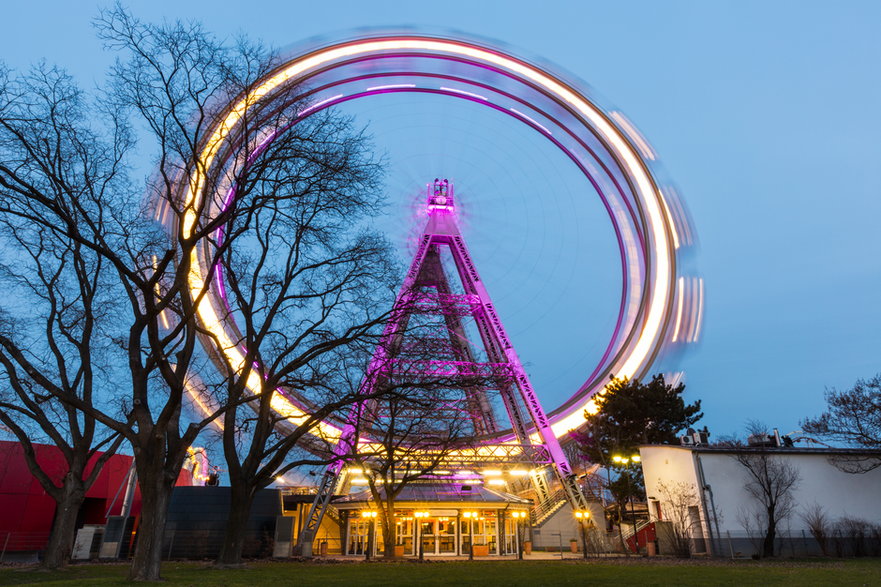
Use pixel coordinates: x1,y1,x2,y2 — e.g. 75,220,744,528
530,501,609,552
698,451,881,533
531,503,578,549
640,446,710,555
640,446,881,557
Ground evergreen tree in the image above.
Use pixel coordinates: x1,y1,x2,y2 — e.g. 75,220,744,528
580,374,703,468
577,374,703,550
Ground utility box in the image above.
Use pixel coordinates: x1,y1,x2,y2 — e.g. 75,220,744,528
72,525,103,560
99,516,134,559
273,516,295,558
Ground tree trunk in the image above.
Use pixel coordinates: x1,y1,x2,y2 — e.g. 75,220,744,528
381,518,396,559
382,496,396,559
128,459,174,582
41,480,85,569
617,503,629,556
215,484,255,567
763,517,776,558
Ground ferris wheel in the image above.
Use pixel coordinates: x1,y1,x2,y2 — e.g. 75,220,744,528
175,31,702,448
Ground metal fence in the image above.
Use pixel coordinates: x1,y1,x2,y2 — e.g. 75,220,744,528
0,531,51,562
5,526,881,562
159,529,344,560
716,529,881,559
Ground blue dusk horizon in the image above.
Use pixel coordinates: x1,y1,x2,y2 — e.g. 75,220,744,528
1,0,878,443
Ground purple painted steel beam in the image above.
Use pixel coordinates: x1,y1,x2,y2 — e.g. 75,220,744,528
436,185,588,510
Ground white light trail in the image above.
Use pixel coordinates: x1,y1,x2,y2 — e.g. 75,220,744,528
439,86,488,101
298,94,344,116
510,108,553,135
366,83,417,91
182,36,680,444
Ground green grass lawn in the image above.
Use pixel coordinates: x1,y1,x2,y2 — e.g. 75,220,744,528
1,559,879,586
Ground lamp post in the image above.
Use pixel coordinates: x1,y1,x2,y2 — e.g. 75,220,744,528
414,511,428,560
462,511,476,560
612,454,642,554
510,511,526,559
361,510,378,560
574,510,591,560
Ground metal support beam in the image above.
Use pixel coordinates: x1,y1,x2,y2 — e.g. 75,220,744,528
296,180,589,549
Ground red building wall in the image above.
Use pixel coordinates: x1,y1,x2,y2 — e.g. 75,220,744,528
0,441,143,551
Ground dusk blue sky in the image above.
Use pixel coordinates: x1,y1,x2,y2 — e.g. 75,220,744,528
2,1,879,442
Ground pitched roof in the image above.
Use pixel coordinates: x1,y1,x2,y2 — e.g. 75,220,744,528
640,444,881,456
334,482,532,505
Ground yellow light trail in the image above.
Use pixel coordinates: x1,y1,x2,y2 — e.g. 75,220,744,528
181,36,677,443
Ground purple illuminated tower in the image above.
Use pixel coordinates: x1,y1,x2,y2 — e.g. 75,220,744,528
295,180,588,554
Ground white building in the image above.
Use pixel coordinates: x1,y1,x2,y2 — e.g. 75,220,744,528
640,444,881,557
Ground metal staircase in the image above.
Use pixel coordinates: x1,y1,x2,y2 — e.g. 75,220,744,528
530,487,570,526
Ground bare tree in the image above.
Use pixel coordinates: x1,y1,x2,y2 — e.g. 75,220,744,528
202,350,390,567
0,7,364,579
0,72,127,565
800,502,831,556
655,480,701,557
732,450,800,558
328,326,488,561
183,78,397,566
736,505,764,555
208,343,397,568
802,374,881,472
350,382,474,560
835,516,875,557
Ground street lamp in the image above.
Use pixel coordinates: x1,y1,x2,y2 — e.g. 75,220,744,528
414,511,429,560
612,454,642,553
574,510,591,560
611,454,640,466
510,511,527,559
361,510,378,560
462,511,477,560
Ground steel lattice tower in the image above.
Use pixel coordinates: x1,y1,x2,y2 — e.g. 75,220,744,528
295,180,588,554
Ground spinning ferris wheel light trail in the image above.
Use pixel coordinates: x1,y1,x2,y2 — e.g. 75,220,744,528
168,31,702,550
176,31,701,443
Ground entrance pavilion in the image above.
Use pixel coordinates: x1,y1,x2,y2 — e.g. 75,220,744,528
334,483,531,557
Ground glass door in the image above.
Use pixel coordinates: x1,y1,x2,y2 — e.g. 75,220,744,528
480,516,499,554
417,518,459,555
502,518,519,555
437,518,457,554
419,520,436,555
347,519,370,555
459,518,472,555
395,517,415,556
460,512,500,555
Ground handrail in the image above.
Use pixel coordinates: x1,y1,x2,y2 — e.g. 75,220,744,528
530,487,569,525
622,519,652,540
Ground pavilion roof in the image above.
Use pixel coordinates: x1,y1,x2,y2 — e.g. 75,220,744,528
334,482,532,507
